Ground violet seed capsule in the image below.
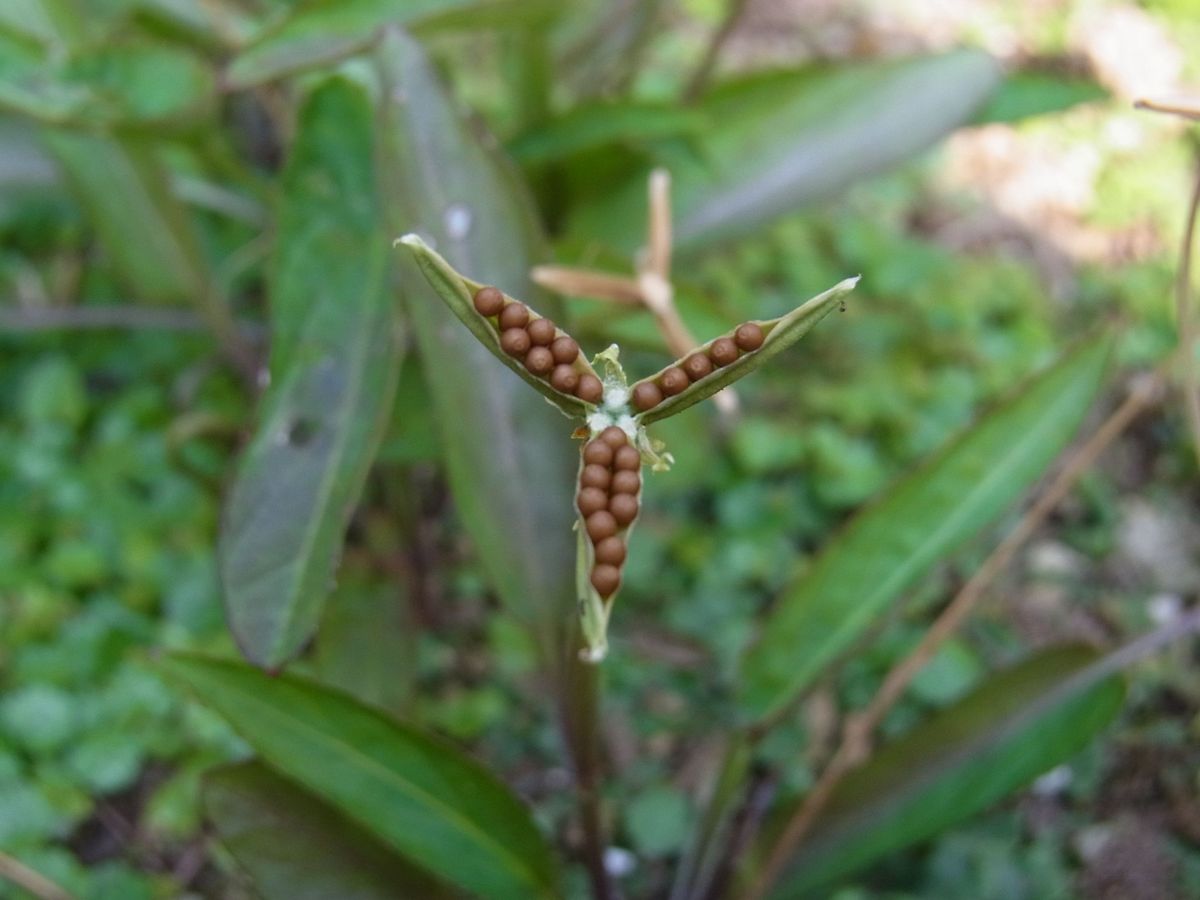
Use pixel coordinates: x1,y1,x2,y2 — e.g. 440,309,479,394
709,337,739,367
500,327,531,356
599,426,628,448
580,464,611,491
498,302,530,330
631,382,663,412
527,317,557,346
550,364,579,394
473,286,505,317
586,510,618,542
609,493,638,526
682,353,713,381
734,322,765,352
525,346,554,375
613,444,640,471
577,487,608,516
611,470,640,495
593,536,627,567
576,374,603,404
582,439,613,467
551,336,580,364
591,564,621,598
659,367,689,396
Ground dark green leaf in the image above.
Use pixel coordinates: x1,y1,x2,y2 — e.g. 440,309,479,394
219,78,403,669
377,29,578,651
507,101,705,167
569,50,1001,254
632,276,858,425
227,0,563,88
765,646,1124,896
164,655,559,899
972,70,1108,125
738,339,1110,724
205,762,452,900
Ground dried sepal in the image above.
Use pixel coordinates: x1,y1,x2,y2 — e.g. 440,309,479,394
629,276,860,425
397,234,601,418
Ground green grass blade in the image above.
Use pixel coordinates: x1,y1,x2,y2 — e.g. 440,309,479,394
165,655,560,899
218,77,403,669
204,762,453,900
763,646,1124,896
737,338,1111,724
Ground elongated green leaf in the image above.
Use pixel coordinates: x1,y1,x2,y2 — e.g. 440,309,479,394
227,0,562,88
219,78,403,669
972,71,1108,125
738,339,1110,723
569,50,1000,254
764,646,1124,897
399,235,598,419
507,101,705,166
205,762,452,900
164,655,559,899
377,29,578,651
632,276,858,425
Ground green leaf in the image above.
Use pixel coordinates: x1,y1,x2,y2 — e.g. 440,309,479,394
764,646,1124,896
972,71,1108,125
398,235,599,419
219,77,403,669
737,338,1110,724
569,50,1001,254
376,28,578,650
631,276,858,425
507,100,705,167
164,655,559,899
205,762,452,900
227,0,563,88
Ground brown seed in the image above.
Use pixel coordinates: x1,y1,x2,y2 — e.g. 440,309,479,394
473,286,504,317
599,426,628,448
613,445,640,471
550,364,579,393
576,374,603,404
590,564,621,598
580,464,611,491
525,346,554,375
500,327,531,356
577,487,608,516
498,302,529,330
582,439,613,467
551,336,580,364
527,317,557,346
682,353,713,381
709,337,739,367
659,367,689,396
611,470,640,495
609,493,639,526
594,536,626,567
586,510,618,542
734,322,765,352
631,381,663,412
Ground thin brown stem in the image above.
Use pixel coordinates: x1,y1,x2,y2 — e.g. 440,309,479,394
683,0,752,102
1134,96,1200,120
530,267,645,305
743,373,1163,900
1174,160,1200,467
0,851,75,900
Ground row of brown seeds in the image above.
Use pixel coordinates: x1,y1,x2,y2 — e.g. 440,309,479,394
577,426,641,598
473,286,604,404
630,322,765,412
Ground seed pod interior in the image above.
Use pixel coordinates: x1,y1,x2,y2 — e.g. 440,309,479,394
575,429,643,604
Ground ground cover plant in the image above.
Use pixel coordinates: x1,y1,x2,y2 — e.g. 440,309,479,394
1,1,1199,898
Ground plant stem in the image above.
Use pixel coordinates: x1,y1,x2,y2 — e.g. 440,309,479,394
0,851,74,900
1174,158,1200,468
683,0,752,102
742,372,1163,900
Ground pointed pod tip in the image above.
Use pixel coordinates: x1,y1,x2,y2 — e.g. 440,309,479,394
838,275,862,292
395,233,426,250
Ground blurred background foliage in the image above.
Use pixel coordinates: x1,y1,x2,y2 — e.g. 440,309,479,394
1,0,1199,898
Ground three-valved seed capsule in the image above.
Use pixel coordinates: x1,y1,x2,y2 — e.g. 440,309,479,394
577,425,641,598
630,320,769,412
473,286,605,405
